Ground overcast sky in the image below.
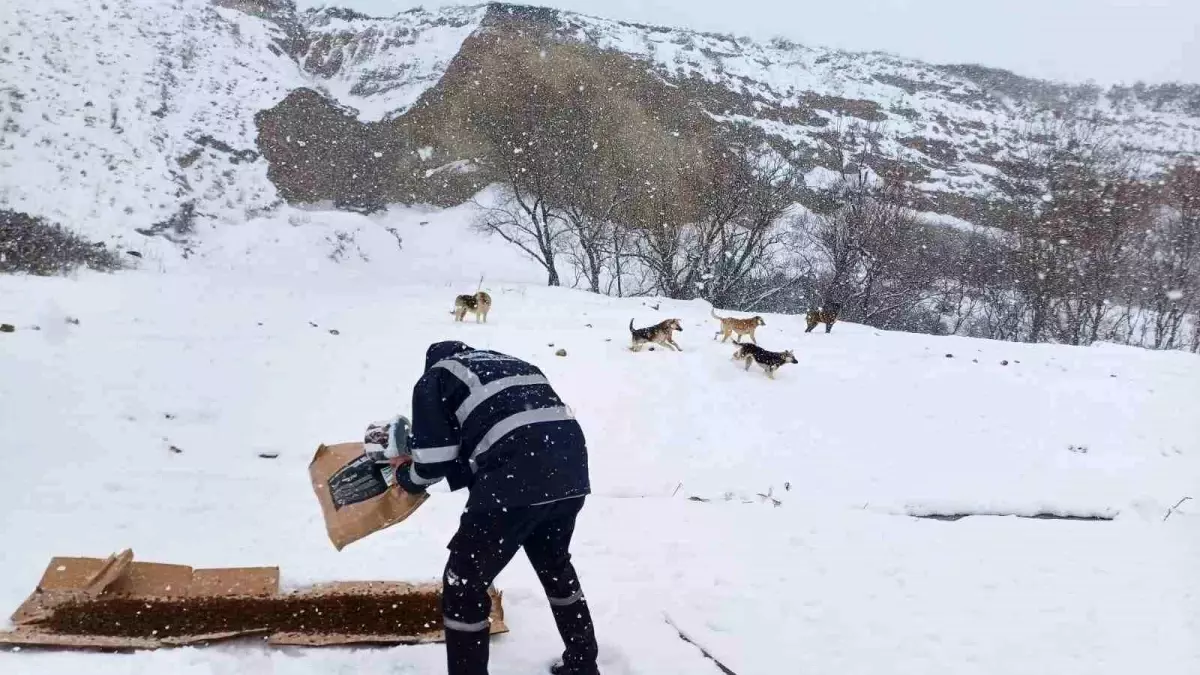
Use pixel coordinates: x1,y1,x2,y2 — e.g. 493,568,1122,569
298,0,1200,85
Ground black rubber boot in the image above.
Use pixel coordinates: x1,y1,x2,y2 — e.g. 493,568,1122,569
445,627,490,675
550,601,599,674
550,662,601,675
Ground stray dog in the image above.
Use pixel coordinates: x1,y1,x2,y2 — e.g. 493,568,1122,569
805,302,842,333
453,291,492,323
732,343,798,379
712,308,766,344
629,318,684,352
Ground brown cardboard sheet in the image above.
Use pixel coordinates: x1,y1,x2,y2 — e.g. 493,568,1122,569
2,551,505,651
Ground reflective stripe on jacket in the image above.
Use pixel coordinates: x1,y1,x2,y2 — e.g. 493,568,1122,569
398,341,590,511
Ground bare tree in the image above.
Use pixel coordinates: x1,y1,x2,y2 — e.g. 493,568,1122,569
466,45,614,287
998,116,1136,343
802,171,945,328
603,223,640,297
556,140,635,293
627,172,693,299
1055,185,1148,344
466,42,685,293
474,187,568,286
625,146,804,306
690,149,805,308
1136,161,1200,349
933,229,1006,335
468,73,575,286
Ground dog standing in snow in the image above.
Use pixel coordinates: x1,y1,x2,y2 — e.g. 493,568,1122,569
628,318,684,352
732,343,798,379
711,308,766,344
453,291,492,323
805,301,841,333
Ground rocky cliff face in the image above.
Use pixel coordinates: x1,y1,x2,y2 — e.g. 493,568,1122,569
3,0,1198,244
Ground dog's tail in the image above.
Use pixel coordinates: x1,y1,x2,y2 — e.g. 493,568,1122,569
628,318,635,333
710,307,724,320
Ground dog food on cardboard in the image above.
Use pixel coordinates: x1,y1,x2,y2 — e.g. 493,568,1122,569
310,442,429,550
2,551,507,650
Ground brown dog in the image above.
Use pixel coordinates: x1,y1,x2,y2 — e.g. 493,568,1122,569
629,318,684,352
453,291,492,323
712,308,766,344
805,302,841,333
732,343,798,379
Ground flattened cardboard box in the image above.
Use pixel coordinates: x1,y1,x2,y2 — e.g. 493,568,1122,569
310,442,429,550
2,551,506,650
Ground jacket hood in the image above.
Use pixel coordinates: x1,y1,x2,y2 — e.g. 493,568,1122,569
425,340,472,371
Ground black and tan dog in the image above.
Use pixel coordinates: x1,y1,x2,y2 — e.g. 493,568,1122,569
732,343,798,379
805,302,841,333
712,308,766,344
629,318,684,352
453,291,492,323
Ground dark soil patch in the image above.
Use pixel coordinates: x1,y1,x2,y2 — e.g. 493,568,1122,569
913,512,1113,522
40,590,442,639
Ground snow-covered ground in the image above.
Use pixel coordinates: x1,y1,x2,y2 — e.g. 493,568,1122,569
1,210,1198,674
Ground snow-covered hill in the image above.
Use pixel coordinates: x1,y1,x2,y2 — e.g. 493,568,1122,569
0,0,307,244
3,0,1199,251
1,208,1198,674
295,3,1200,221
298,4,487,122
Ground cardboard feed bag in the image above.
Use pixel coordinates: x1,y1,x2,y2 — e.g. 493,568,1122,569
310,442,429,550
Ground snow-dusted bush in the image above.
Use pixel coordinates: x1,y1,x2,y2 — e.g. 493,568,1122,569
0,210,125,275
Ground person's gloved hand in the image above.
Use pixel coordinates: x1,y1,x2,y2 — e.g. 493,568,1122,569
363,422,391,463
363,415,412,463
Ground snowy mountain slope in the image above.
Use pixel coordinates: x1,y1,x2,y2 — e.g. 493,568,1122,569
298,5,487,121
0,0,312,244
295,3,1200,220
1,208,1198,674
5,1,1200,248
560,10,1200,165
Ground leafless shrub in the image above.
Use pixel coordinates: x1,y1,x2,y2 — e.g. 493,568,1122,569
464,70,1197,349
799,172,946,329
1131,162,1200,350
474,187,569,286
625,147,805,306
0,210,125,276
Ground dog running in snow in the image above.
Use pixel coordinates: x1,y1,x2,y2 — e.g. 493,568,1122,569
629,318,684,352
453,291,492,323
732,343,798,379
805,302,842,333
711,308,766,344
